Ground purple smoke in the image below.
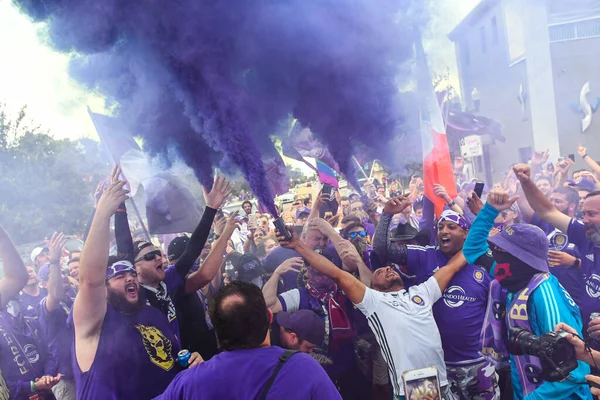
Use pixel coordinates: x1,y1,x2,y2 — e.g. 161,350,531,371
15,0,423,214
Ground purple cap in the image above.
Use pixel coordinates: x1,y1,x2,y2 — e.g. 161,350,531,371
38,263,51,282
573,178,595,191
295,207,311,219
276,309,325,345
106,260,137,281
488,224,549,272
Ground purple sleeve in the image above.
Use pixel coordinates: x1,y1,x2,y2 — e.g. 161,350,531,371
567,219,588,250
164,266,185,297
7,380,32,399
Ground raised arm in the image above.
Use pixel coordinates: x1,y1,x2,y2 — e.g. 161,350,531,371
514,182,535,223
114,201,134,262
513,163,571,233
432,251,467,293
262,257,303,312
280,231,366,305
74,166,128,343
373,197,411,265
45,232,67,312
184,212,239,293
434,184,464,215
306,218,360,272
175,176,231,280
0,225,28,309
578,144,600,180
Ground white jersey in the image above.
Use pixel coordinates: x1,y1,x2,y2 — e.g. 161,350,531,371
355,276,447,396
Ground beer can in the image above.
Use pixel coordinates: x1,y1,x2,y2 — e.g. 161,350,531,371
590,312,600,321
177,349,191,367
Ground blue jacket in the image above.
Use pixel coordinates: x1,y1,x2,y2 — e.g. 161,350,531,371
463,203,592,400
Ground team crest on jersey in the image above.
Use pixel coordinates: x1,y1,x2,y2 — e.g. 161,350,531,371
473,270,484,283
135,324,174,371
411,295,425,306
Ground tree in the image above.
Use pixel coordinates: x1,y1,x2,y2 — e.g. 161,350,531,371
0,104,110,244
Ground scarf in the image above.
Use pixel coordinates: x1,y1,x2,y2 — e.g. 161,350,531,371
141,282,177,323
305,281,355,346
481,273,547,396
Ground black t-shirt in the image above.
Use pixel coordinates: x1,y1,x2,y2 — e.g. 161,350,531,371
174,291,218,360
269,317,282,348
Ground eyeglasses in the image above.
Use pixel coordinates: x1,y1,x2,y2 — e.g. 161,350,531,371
134,249,161,263
348,230,367,239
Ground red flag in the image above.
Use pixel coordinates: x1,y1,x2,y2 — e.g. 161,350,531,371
415,35,457,218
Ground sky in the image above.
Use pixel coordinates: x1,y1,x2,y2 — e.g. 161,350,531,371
0,0,479,141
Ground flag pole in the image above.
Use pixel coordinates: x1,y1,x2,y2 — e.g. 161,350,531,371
352,156,369,179
87,106,152,242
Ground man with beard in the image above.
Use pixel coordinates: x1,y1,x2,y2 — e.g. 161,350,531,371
463,188,590,400
71,172,201,399
374,196,499,400
129,175,231,343
516,185,585,309
514,163,600,338
263,223,370,399
278,228,469,400
18,265,47,318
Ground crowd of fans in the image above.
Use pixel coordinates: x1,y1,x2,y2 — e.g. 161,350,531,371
2,145,600,399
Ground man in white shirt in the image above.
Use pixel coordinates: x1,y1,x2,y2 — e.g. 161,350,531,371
277,210,467,399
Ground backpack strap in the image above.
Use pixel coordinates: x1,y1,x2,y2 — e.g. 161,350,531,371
258,350,300,400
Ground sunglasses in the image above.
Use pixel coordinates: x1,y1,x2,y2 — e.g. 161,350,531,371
348,230,367,239
134,249,162,263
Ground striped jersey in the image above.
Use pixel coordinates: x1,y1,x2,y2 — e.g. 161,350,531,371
355,276,447,397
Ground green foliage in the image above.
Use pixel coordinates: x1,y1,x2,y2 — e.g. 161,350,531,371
0,104,110,244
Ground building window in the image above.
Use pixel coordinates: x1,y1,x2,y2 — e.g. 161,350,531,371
491,16,499,44
480,26,486,53
462,39,470,66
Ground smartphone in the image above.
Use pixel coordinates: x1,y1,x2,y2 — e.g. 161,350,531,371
568,154,575,162
402,367,441,400
248,214,257,226
557,156,564,163
474,182,485,199
322,183,334,200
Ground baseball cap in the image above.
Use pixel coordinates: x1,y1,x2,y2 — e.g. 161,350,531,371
106,260,137,281
38,263,50,282
296,207,311,219
233,254,265,281
573,178,595,191
133,241,154,261
30,247,49,263
276,309,325,345
390,223,430,245
167,236,189,262
488,224,549,272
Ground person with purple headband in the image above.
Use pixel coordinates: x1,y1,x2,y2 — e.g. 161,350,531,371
71,166,202,400
374,195,499,400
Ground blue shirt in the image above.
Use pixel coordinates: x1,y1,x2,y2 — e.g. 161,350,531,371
464,204,591,400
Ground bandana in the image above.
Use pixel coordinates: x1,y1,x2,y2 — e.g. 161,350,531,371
438,210,470,231
106,260,137,281
492,251,537,293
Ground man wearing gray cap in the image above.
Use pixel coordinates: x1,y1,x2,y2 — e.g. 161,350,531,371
463,188,591,400
274,309,325,354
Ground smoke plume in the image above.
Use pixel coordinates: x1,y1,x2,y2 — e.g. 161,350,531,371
15,0,423,214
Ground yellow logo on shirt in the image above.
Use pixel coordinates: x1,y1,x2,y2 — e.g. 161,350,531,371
473,270,484,283
135,324,174,371
411,295,425,306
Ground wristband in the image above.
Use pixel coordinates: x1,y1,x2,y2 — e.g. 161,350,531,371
50,259,60,265
583,154,589,159
30,381,36,392
574,258,581,269
447,200,456,208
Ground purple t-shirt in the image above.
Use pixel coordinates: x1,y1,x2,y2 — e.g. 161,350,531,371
567,219,600,330
142,265,184,342
531,214,584,308
38,298,73,379
155,346,341,400
73,304,180,400
18,287,48,318
406,246,491,363
0,312,54,400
